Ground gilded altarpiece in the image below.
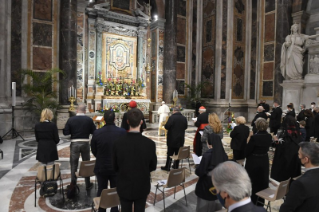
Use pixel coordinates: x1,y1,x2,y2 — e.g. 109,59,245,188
101,33,137,81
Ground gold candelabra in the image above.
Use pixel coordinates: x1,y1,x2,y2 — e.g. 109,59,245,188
68,96,76,111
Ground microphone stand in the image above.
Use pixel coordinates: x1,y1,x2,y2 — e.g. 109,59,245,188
2,106,25,140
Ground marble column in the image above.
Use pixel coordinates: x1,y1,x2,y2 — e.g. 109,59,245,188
59,0,77,105
137,28,145,80
96,27,102,77
163,0,177,103
274,0,292,104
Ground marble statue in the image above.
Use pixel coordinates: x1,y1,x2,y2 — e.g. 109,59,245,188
281,24,319,80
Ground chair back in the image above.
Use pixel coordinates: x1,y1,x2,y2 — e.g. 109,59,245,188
79,160,96,177
177,146,190,160
274,178,290,200
99,188,120,209
36,164,60,181
165,168,185,188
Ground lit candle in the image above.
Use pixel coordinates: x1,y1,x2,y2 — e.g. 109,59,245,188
229,89,232,103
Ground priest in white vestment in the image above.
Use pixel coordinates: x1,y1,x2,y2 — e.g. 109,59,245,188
158,101,170,135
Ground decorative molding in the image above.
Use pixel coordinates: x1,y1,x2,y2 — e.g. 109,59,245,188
95,23,138,37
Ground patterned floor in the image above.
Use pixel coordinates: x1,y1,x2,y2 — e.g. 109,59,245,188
0,126,284,212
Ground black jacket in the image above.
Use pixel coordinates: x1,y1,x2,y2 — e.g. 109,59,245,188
232,201,266,212
230,124,250,150
305,116,315,139
251,112,268,133
258,103,270,112
113,132,157,200
121,112,146,132
195,112,209,127
35,122,59,163
165,112,188,148
286,110,296,118
270,107,282,128
297,110,306,121
91,123,126,175
314,114,319,138
63,115,96,138
279,168,319,212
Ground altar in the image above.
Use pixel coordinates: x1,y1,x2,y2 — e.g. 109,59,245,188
102,98,151,113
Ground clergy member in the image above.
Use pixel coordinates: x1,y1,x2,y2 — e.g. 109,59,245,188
157,101,170,135
194,106,209,156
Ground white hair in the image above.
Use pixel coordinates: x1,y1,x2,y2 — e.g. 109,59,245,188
212,161,252,201
77,103,86,112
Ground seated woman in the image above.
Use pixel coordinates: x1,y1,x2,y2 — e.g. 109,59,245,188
245,118,272,205
271,115,301,182
35,108,60,165
201,113,223,155
195,133,228,212
230,116,250,160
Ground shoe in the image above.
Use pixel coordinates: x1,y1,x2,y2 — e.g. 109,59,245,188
86,182,93,190
161,166,170,171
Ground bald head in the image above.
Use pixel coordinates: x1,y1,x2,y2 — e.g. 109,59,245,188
257,106,264,112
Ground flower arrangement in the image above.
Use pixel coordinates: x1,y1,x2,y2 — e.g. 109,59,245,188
96,105,120,114
226,112,235,133
169,104,184,111
96,71,104,86
137,78,145,88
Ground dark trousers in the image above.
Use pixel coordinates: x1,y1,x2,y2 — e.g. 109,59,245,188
270,126,280,135
120,196,147,212
96,173,118,212
164,147,179,169
233,149,245,160
70,142,91,187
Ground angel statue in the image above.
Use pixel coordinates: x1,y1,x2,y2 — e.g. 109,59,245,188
281,23,319,80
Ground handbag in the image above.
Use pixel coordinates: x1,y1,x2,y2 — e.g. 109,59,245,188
40,165,58,197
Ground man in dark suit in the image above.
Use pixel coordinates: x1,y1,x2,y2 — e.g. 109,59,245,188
212,161,266,212
161,106,188,171
314,107,319,139
310,102,317,115
113,108,157,212
251,106,268,134
91,110,126,212
194,106,209,156
286,104,296,118
121,100,146,132
258,100,270,112
280,142,319,212
230,116,250,160
63,104,96,189
297,104,306,121
268,101,282,135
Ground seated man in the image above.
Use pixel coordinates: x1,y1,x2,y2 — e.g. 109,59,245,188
279,142,319,212
212,161,266,212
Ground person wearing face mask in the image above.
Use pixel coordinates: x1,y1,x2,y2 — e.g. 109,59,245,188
279,142,319,212
297,104,306,121
286,104,295,118
268,101,282,135
310,102,317,115
211,161,266,212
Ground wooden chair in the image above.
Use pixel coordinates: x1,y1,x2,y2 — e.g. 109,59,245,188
153,168,187,211
255,178,291,212
170,146,191,173
92,188,120,212
34,164,64,207
75,160,96,189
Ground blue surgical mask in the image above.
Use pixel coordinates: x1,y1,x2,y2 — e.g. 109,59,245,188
217,192,226,208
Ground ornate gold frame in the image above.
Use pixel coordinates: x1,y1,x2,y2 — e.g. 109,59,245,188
111,0,132,15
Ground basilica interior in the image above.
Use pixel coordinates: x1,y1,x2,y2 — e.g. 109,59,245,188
1,0,319,211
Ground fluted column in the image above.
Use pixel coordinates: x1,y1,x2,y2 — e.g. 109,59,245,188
59,0,77,104
163,0,177,103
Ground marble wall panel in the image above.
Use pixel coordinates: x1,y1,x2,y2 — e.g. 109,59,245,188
203,0,216,18
265,0,275,13
33,23,52,47
176,80,185,95
176,63,185,79
264,44,275,62
292,0,307,13
11,0,22,96
265,13,275,42
220,0,228,99
191,0,197,87
33,47,52,70
177,0,186,16
232,0,246,99
34,0,52,21
77,13,84,101
262,81,273,96
263,62,274,80
112,0,130,10
250,0,257,99
177,46,185,62
177,18,186,44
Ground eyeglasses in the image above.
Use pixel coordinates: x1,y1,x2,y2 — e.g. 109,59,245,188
209,186,217,195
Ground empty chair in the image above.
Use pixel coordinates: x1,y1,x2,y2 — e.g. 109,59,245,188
153,168,187,210
92,188,120,212
75,160,96,189
170,146,191,173
255,178,291,212
34,164,64,207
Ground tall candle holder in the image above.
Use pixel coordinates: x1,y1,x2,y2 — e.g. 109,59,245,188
69,96,76,111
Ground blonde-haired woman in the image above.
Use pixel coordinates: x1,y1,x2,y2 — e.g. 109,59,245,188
35,108,59,165
201,113,223,154
230,116,250,160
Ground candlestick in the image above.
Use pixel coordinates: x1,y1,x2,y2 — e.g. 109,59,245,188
68,96,76,111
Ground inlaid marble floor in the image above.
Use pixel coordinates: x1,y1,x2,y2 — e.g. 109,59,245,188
0,126,283,212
